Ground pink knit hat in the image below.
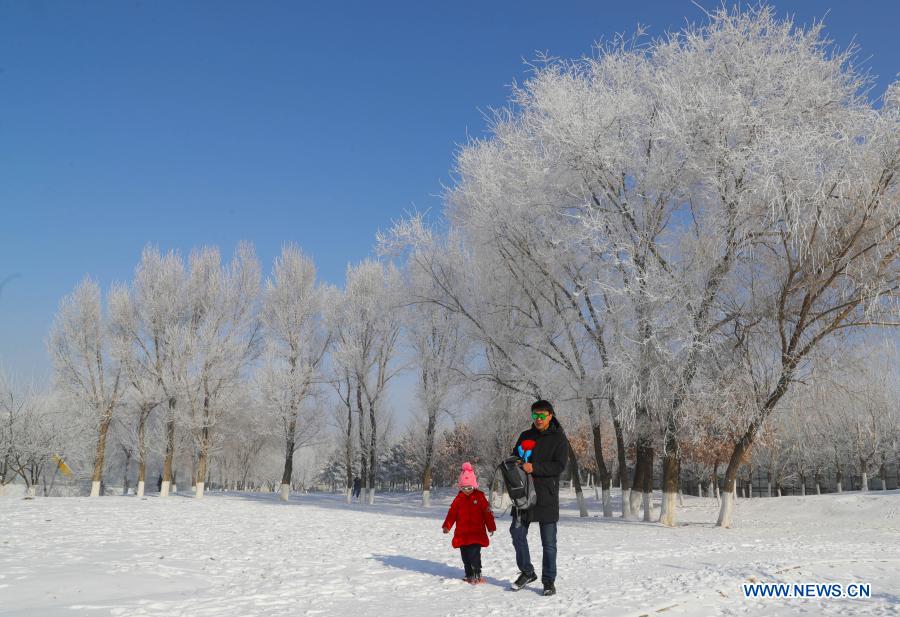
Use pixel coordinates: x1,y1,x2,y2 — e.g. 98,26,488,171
458,462,478,489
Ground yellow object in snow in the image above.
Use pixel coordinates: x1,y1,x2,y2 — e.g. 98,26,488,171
52,454,72,478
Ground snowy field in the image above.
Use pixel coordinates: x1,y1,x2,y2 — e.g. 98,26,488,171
1,489,898,617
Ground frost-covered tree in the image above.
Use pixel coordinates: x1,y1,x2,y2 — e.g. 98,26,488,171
329,368,359,502
108,291,165,497
259,245,332,501
386,7,898,529
179,244,261,498
400,248,469,506
48,278,126,497
110,246,187,498
332,261,403,504
691,11,900,526
0,373,66,496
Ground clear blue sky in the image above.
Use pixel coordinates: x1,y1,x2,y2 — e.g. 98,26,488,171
1,1,898,380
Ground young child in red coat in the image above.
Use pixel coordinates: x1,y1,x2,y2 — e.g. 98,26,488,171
442,462,497,584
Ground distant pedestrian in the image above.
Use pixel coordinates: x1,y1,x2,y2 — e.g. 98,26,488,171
352,477,362,501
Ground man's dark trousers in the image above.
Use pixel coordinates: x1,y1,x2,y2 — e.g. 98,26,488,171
509,518,557,583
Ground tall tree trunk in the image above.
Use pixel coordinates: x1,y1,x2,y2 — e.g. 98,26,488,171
569,449,589,517
712,460,720,500
137,409,148,497
356,385,368,490
195,393,212,499
717,438,749,528
642,443,654,522
280,412,298,502
658,426,679,527
90,409,114,497
613,416,630,518
717,366,795,527
122,446,132,496
422,405,437,507
196,429,210,498
344,403,353,503
160,396,176,498
368,400,377,505
585,399,612,517
630,439,646,519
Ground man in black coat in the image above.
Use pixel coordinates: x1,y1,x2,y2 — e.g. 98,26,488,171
509,400,569,596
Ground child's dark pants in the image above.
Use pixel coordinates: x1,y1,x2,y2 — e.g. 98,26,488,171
459,544,482,576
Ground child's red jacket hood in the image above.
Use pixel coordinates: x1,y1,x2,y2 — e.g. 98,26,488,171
442,489,497,548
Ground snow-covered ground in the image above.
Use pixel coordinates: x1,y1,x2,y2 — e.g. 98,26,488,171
1,489,898,616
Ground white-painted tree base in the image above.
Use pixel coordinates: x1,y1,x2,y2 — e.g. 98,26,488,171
601,488,612,518
196,482,205,499
659,491,677,527
836,482,842,493
172,483,177,494
642,491,652,522
816,483,821,495
367,488,375,505
621,488,633,519
279,484,290,502
678,490,685,506
90,480,101,497
26,485,37,498
137,481,145,498
422,490,430,507
575,490,588,517
861,473,868,492
160,480,170,498
882,479,887,491
629,488,642,518
345,489,352,504
716,490,735,528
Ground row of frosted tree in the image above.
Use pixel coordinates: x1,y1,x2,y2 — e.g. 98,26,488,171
2,8,899,529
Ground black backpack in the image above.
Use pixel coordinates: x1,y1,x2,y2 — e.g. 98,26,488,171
497,456,536,523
